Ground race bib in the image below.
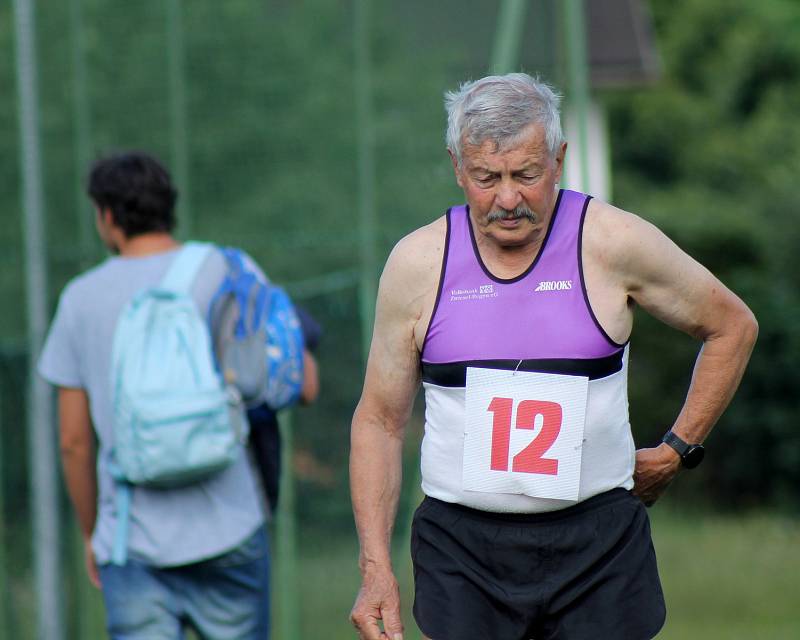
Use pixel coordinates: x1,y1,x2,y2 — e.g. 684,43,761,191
462,367,588,501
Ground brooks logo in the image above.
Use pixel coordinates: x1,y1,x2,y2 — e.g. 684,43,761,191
534,280,573,292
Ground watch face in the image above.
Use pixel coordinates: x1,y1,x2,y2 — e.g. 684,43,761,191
682,445,705,469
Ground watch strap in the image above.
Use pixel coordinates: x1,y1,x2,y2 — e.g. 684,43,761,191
662,429,690,457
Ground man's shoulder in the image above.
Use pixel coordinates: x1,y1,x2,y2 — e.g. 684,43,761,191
583,198,654,257
377,216,447,311
386,216,447,275
583,198,683,297
58,258,117,303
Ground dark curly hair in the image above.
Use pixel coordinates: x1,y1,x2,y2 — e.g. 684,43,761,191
87,151,177,237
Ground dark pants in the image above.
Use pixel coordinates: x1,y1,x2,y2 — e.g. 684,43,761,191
412,490,666,640
247,404,281,514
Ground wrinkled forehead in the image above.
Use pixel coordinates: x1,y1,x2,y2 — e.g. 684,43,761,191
461,124,552,165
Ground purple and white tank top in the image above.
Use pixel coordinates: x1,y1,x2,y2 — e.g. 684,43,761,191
419,190,635,513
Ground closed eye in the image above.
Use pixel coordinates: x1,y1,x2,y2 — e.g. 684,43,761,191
473,175,497,186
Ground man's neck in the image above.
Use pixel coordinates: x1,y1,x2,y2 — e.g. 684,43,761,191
116,232,179,257
476,234,544,279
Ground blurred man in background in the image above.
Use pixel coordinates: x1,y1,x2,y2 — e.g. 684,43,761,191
349,73,757,640
38,151,270,640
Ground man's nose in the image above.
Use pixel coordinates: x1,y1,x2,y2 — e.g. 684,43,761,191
495,180,522,211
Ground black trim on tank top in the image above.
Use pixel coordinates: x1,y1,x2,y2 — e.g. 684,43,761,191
467,189,565,284
420,208,453,358
421,349,625,387
577,196,628,349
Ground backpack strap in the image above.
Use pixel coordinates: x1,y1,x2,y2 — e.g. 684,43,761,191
161,242,214,294
225,247,268,336
110,482,132,565
210,248,269,339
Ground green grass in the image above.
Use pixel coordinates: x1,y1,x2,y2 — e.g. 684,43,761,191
650,508,800,640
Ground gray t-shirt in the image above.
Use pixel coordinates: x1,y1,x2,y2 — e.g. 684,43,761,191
38,246,264,567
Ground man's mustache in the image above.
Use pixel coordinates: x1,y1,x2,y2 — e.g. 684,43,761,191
487,205,537,223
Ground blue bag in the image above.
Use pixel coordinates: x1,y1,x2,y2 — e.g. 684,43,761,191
209,247,304,411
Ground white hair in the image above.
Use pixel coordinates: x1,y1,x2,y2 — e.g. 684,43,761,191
445,73,564,166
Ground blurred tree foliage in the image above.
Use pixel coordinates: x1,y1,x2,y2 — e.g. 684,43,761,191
0,0,463,536
1,0,798,537
606,0,800,509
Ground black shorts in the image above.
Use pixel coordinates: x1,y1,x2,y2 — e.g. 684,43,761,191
411,489,665,640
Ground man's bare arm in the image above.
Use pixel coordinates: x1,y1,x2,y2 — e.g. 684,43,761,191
350,295,420,572
350,224,443,640
58,386,100,586
587,203,758,504
299,350,319,404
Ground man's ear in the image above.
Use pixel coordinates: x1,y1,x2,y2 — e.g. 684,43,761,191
448,148,464,189
94,205,106,222
554,142,568,183
96,206,116,230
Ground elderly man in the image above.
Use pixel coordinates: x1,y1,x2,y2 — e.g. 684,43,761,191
349,73,757,640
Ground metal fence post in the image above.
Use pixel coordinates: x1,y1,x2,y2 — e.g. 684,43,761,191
563,0,592,193
275,411,299,640
490,0,528,75
12,0,64,638
354,0,378,366
0,391,8,638
69,0,96,267
166,0,192,238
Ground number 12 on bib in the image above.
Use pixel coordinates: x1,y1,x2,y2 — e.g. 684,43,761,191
462,367,589,501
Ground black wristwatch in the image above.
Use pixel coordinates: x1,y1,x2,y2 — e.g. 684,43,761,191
662,430,705,469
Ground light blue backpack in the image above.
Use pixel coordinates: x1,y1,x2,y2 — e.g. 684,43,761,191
109,242,246,564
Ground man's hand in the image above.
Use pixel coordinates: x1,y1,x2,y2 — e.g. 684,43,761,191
632,443,682,506
350,566,404,640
